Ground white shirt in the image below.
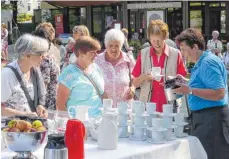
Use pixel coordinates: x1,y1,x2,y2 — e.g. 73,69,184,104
1,60,34,112
207,39,223,54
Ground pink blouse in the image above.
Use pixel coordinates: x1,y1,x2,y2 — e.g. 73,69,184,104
95,51,136,108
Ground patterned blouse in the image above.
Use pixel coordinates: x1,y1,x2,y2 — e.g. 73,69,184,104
40,53,60,109
1,61,34,112
94,51,136,108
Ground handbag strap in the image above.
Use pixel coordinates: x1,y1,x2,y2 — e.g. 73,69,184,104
5,65,36,112
75,64,103,101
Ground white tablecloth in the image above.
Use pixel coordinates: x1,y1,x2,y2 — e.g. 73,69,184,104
1,136,207,159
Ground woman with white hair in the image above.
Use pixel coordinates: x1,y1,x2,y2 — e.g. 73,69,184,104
1,34,48,117
207,30,223,58
95,29,136,108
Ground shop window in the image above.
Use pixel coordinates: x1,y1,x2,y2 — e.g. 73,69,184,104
28,4,31,11
209,3,220,7
190,10,202,32
190,2,201,6
69,8,87,33
221,3,226,7
221,10,226,34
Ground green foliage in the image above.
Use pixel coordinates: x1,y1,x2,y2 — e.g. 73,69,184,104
17,13,33,23
1,2,14,10
129,40,142,59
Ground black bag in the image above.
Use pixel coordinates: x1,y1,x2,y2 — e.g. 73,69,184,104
5,65,37,112
183,95,192,135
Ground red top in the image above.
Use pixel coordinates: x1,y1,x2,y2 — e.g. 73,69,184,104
132,44,187,112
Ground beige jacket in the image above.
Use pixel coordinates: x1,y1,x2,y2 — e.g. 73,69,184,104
139,46,179,103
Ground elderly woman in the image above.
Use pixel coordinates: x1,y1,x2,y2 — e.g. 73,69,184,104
95,29,136,108
56,36,105,117
207,30,223,58
132,20,187,112
33,22,60,110
1,23,8,61
1,34,48,117
175,28,229,159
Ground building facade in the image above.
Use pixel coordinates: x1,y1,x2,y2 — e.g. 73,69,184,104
36,1,229,46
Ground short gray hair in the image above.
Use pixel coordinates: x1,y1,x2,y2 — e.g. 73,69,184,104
227,42,229,47
14,34,49,57
104,29,125,48
212,30,219,36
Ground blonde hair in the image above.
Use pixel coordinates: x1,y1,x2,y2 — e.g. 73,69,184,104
1,23,7,29
72,25,90,36
147,20,168,39
121,28,128,37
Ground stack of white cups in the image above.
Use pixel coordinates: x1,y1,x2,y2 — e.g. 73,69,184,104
117,102,129,138
162,104,177,141
147,118,167,144
174,113,189,138
130,101,147,140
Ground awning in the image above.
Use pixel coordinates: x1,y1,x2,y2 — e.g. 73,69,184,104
46,1,121,7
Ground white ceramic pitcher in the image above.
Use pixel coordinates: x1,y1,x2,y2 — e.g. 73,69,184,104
91,112,118,150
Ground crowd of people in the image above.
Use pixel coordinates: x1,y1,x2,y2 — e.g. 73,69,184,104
1,20,229,159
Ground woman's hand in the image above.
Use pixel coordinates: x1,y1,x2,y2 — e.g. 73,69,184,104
102,92,108,99
173,84,192,95
36,105,48,118
143,73,153,82
125,87,135,100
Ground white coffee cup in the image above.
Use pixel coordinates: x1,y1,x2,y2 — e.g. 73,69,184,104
162,116,173,128
175,113,184,124
146,128,152,138
146,102,156,114
119,126,128,138
103,99,113,111
134,127,145,138
118,102,128,114
163,128,174,140
135,102,145,116
175,125,184,136
151,67,161,76
152,118,163,129
151,130,164,142
146,114,156,127
118,114,128,126
135,116,145,127
163,104,173,115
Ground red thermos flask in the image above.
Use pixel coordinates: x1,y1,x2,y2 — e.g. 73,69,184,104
65,119,85,159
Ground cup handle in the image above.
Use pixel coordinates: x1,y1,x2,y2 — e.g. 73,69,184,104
68,106,77,119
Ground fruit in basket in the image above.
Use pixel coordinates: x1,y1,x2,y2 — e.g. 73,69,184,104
26,121,32,129
24,128,37,132
8,120,17,128
2,128,10,132
8,127,20,132
32,120,43,129
36,126,46,132
16,120,28,131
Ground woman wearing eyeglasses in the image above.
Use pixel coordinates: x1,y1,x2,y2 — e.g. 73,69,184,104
56,36,106,117
1,34,48,117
